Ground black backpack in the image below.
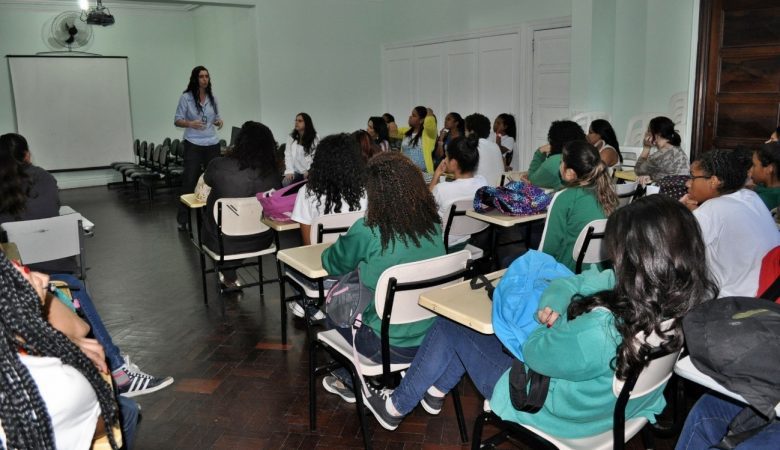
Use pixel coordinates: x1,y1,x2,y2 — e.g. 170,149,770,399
683,296,780,449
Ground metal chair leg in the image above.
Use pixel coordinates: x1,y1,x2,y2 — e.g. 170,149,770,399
309,339,318,431
280,275,288,345
451,386,469,443
350,368,373,450
258,256,264,299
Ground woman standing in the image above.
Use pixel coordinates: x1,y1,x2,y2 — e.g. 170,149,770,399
634,116,688,181
174,66,224,231
201,121,281,287
283,112,318,186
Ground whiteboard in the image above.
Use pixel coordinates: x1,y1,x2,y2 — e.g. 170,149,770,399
8,56,133,171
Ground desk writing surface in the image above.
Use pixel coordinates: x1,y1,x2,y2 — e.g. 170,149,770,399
277,242,332,279
180,193,205,209
418,269,504,335
466,210,547,228
675,356,780,415
614,170,637,182
59,206,95,232
262,216,300,232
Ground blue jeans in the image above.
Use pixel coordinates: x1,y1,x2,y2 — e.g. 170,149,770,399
391,318,512,415
676,393,780,450
49,274,125,371
330,319,419,389
118,396,139,449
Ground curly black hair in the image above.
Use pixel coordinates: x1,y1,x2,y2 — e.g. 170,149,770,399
364,152,441,251
547,120,586,155
0,255,120,449
307,133,366,215
696,148,749,194
568,195,718,381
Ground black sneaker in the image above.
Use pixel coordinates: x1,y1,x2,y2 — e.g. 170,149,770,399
322,375,355,403
115,355,174,398
421,391,445,415
362,385,403,431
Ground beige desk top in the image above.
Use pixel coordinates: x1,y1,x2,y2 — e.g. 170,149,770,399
276,242,332,279
675,356,780,415
614,170,637,182
466,210,547,228
262,216,301,232
418,269,504,335
180,193,206,209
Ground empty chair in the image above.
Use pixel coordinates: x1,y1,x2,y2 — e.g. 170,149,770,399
309,250,472,449
615,181,639,208
570,112,610,133
1,214,87,281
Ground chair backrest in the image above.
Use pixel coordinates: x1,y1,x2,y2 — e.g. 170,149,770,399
213,197,269,237
572,219,608,274
613,319,681,399
1,214,85,278
374,250,471,326
570,111,611,132
668,91,688,127
443,198,489,251
310,210,365,244
615,182,638,208
538,190,562,251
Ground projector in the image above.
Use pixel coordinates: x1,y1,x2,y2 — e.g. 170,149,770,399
85,9,115,26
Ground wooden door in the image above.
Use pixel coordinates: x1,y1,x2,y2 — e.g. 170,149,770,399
692,0,780,158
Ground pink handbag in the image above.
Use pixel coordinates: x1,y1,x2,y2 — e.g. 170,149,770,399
256,180,306,222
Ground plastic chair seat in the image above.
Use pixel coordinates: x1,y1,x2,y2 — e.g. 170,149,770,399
202,243,277,262
284,268,333,299
317,329,412,376
518,418,649,450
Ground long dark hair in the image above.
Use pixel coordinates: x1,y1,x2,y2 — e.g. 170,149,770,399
589,119,623,163
368,116,389,144
548,120,586,155
0,133,31,218
0,256,120,449
229,121,277,176
562,140,618,216
568,196,718,381
307,133,365,215
405,106,427,147
290,112,317,155
496,113,516,139
365,152,440,251
696,148,751,195
648,116,681,147
183,66,218,115
447,112,466,136
353,130,381,163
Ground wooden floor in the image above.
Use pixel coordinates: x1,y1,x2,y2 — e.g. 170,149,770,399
60,186,682,449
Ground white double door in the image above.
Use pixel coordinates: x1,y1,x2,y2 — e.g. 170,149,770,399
382,27,571,170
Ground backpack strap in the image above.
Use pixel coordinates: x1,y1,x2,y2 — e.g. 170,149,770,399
508,359,550,413
715,406,776,450
469,274,496,300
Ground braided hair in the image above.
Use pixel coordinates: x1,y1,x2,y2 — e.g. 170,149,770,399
364,152,441,251
0,133,31,219
0,255,119,449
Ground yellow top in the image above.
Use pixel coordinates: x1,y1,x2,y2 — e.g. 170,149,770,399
397,115,438,173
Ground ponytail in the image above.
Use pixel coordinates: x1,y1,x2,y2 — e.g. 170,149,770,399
562,140,618,216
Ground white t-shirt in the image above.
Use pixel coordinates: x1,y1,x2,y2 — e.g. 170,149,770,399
433,176,489,245
475,138,504,187
18,354,101,450
489,132,516,164
693,189,780,297
291,185,368,225
284,136,318,175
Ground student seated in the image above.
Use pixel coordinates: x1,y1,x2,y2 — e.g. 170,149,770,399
528,120,586,190
682,148,780,297
383,113,399,140
428,135,488,248
0,254,140,450
288,133,367,319
750,142,780,211
635,116,689,182
0,132,173,398
359,195,718,434
586,119,623,169
434,112,465,168
353,129,381,163
201,121,281,288
491,113,517,170
540,140,617,271
283,112,318,186
465,113,504,186
366,116,390,152
318,152,445,402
